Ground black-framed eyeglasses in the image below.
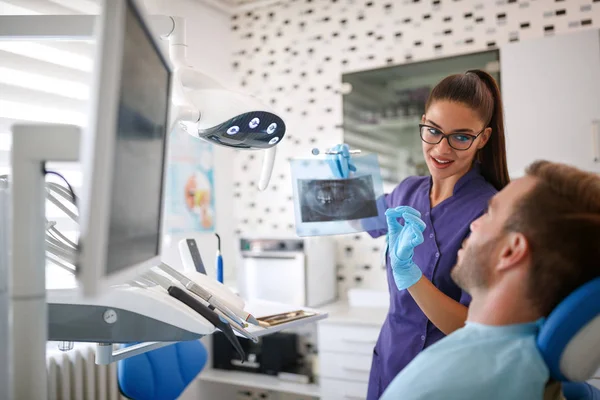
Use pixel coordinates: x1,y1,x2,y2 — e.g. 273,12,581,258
419,124,486,151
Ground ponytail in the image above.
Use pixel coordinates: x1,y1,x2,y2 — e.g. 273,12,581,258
425,69,510,191
467,70,510,191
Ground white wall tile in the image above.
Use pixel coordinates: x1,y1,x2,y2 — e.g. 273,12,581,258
230,0,600,296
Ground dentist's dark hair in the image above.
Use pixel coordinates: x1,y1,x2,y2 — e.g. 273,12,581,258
424,69,510,191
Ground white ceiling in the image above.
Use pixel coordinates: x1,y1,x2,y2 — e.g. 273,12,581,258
195,0,283,14
0,0,282,16
207,0,260,5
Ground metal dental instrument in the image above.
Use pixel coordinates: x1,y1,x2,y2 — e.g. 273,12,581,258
157,263,247,328
311,147,362,156
155,264,259,342
222,300,260,327
214,311,259,343
159,263,259,328
144,270,246,361
137,275,258,344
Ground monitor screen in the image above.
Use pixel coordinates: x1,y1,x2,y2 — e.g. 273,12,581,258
106,1,170,276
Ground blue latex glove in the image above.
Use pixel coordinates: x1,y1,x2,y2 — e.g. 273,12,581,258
326,144,357,179
385,206,426,290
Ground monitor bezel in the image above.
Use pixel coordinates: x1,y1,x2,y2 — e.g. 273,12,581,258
78,0,174,296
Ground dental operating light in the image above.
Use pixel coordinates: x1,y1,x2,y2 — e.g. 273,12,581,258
166,17,286,191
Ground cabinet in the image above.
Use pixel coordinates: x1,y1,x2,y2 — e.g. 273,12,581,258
317,304,387,400
501,29,600,177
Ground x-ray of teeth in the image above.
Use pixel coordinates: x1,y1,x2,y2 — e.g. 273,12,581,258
298,177,377,223
290,153,387,237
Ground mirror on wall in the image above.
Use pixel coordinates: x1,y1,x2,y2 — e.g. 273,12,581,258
342,50,500,192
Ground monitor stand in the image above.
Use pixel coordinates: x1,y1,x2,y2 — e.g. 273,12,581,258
0,178,8,400
10,124,81,400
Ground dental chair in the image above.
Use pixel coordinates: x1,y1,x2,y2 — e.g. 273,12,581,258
117,340,208,400
538,277,600,400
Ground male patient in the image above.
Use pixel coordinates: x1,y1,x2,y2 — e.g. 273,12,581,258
380,160,600,399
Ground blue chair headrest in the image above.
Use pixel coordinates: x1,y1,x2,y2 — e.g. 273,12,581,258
118,340,208,400
537,277,600,382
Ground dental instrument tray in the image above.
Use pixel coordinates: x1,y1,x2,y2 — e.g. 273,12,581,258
256,310,318,327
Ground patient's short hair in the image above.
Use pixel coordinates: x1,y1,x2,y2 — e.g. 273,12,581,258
504,160,600,317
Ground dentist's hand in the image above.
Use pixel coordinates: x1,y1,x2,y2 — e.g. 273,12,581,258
326,144,356,179
385,206,426,290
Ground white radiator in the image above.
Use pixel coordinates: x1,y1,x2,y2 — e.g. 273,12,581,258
46,344,124,400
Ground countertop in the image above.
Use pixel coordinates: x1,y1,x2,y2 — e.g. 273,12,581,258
317,300,388,327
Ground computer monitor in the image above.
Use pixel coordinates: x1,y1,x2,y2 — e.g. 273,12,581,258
78,0,172,296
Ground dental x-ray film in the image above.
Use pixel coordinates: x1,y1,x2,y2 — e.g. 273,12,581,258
290,153,387,236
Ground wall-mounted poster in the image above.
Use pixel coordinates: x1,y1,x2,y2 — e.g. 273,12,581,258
164,127,215,234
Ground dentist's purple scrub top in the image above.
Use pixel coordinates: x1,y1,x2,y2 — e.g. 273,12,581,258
365,164,497,399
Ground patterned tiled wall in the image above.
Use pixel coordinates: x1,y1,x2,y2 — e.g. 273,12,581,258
229,0,600,297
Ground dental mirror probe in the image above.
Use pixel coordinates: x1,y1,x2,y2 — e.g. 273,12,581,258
311,148,361,156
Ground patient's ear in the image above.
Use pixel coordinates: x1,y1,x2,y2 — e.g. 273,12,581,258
497,233,529,271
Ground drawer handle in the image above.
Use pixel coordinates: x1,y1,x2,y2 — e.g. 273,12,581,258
344,396,365,400
342,366,370,373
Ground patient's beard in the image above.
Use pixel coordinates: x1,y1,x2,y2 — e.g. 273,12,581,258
451,237,498,293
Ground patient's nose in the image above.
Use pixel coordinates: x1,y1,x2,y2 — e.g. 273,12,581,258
470,217,481,232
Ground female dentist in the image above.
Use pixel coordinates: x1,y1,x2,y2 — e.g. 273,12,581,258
329,70,510,399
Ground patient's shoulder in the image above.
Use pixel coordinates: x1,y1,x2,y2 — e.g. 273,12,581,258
381,327,550,400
